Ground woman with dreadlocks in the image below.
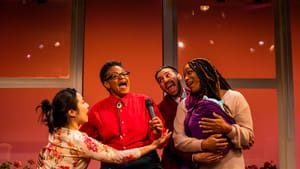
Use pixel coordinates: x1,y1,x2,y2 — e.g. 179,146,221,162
173,58,254,169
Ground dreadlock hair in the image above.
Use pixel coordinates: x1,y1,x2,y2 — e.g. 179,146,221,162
36,88,78,134
187,58,232,115
187,58,231,100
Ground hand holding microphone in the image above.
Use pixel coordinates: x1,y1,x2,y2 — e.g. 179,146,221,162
145,99,163,134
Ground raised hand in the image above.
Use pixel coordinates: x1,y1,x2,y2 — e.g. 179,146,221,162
151,130,172,149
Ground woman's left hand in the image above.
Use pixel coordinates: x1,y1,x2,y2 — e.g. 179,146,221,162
199,112,232,134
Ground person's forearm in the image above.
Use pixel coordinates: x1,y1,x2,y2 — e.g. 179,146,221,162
169,139,194,162
173,103,203,152
139,144,156,156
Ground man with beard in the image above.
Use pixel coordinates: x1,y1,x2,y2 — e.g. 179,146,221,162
155,65,222,169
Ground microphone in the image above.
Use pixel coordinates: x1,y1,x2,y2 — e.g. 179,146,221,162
145,99,156,118
145,99,161,133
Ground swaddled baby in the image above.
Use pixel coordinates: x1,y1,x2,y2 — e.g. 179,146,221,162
184,95,236,156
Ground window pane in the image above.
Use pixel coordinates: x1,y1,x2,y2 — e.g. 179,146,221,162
177,0,275,78
0,0,71,78
240,89,278,167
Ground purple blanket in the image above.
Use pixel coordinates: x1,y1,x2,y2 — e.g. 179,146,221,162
184,95,236,155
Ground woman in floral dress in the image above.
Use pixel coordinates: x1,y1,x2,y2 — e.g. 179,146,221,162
36,88,170,169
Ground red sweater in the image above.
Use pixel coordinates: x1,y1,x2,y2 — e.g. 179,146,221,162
80,93,164,150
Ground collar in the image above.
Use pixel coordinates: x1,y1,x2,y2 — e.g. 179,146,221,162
173,88,187,103
107,93,132,107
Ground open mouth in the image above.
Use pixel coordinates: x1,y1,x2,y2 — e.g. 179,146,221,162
166,81,176,93
119,81,127,89
185,81,193,89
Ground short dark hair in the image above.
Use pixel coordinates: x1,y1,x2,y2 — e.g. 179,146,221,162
154,65,178,81
99,61,123,84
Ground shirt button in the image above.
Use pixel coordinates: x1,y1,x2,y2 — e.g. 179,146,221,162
121,121,125,124
123,146,126,149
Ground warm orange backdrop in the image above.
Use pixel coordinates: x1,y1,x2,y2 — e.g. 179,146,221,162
0,0,299,169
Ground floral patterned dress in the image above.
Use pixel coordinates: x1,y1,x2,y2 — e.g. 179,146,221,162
37,128,142,169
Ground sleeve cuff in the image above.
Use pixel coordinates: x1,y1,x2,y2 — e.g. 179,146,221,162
226,124,237,139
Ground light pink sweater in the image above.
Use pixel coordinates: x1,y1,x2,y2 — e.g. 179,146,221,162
173,90,254,169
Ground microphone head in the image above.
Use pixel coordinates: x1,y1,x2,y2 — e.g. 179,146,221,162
145,98,159,131
145,99,153,107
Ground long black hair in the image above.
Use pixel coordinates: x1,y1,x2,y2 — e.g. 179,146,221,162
187,58,231,100
36,88,78,134
187,58,232,115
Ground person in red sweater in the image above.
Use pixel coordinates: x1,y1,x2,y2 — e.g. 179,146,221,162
80,61,166,169
155,65,222,169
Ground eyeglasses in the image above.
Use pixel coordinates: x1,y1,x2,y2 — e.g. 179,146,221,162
105,71,130,81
